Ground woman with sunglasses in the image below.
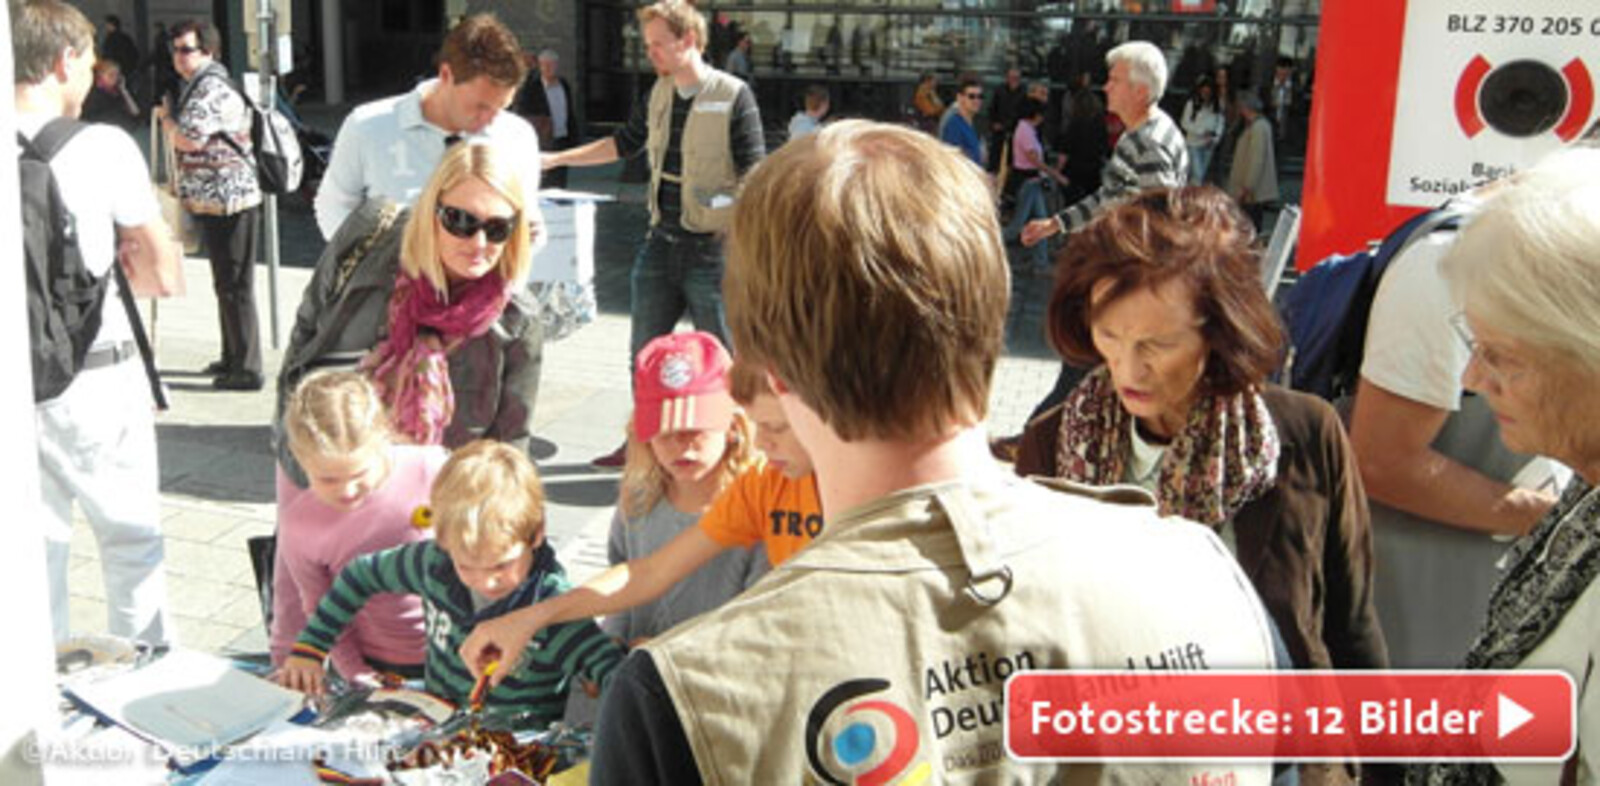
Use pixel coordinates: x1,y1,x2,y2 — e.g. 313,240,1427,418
156,20,263,390
275,141,541,489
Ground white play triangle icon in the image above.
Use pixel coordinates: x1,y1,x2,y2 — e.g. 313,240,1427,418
1498,694,1534,739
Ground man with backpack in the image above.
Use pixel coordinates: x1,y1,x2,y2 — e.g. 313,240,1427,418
1343,195,1557,667
15,0,178,647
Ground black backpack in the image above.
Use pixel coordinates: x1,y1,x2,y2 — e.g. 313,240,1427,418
20,118,166,407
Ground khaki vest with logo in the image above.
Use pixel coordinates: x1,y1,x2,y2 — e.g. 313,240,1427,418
643,477,1277,784
646,69,743,234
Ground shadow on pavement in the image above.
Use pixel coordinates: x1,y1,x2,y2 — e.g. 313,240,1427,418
156,423,276,505
529,436,559,461
538,463,622,509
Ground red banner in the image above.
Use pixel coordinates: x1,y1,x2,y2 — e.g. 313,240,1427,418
1300,0,1414,269
1006,671,1574,761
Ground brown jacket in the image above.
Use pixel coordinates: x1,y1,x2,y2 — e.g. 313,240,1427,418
1016,385,1387,672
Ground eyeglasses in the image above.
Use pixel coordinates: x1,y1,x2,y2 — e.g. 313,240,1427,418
172,45,202,55
1450,313,1528,386
963,91,983,100
436,205,518,244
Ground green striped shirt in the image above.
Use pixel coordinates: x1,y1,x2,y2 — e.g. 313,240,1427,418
294,540,623,726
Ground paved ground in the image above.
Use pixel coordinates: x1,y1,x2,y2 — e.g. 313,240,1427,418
62,105,1070,656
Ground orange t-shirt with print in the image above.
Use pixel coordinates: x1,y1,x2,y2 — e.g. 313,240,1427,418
697,460,822,567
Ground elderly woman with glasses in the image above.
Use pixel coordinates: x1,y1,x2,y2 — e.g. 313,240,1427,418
1015,185,1386,784
156,20,264,390
1414,148,1600,786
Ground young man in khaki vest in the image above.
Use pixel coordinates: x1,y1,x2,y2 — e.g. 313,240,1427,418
582,121,1278,783
542,0,764,467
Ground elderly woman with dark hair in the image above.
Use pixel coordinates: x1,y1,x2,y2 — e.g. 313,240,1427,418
1015,185,1386,784
1414,148,1600,786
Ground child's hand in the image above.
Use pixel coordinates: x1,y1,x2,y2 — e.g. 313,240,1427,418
275,655,327,696
579,677,600,699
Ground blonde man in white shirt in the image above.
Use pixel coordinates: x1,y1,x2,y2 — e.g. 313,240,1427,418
15,0,180,647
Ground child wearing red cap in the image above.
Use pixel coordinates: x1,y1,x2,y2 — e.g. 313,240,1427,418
460,356,826,672
604,331,767,644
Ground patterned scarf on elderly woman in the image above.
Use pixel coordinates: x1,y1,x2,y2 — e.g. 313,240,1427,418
1412,477,1600,786
1053,366,1280,526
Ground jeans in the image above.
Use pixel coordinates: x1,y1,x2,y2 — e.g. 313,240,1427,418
629,227,731,366
1188,144,1214,184
1004,177,1051,270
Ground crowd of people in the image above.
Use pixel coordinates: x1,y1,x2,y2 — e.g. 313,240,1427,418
16,0,1600,782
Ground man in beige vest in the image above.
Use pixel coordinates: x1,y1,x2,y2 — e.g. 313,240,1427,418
542,0,764,467
584,122,1278,784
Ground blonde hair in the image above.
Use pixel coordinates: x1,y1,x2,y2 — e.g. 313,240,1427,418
401,142,532,298
725,120,1009,442
619,410,756,518
1442,146,1600,374
637,0,707,52
431,440,546,556
284,370,392,461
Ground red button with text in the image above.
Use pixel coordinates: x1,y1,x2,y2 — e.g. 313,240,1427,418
1005,671,1574,761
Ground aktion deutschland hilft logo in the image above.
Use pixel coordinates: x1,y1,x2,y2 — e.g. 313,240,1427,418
805,678,932,785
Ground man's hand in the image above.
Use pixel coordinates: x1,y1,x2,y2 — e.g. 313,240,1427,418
1021,217,1060,248
1501,487,1560,536
541,152,564,171
460,607,549,687
274,655,327,697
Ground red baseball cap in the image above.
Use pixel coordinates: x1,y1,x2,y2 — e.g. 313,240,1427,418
633,332,736,443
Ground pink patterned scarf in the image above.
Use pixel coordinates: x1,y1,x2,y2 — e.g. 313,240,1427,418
361,271,510,445
1054,366,1280,526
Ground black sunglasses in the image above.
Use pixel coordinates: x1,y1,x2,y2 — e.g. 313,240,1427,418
963,91,983,99
436,204,518,244
172,45,202,55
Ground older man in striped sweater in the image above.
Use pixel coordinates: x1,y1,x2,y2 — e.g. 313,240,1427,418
1020,40,1188,248
991,40,1191,463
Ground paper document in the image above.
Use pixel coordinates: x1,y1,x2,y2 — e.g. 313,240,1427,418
66,648,303,763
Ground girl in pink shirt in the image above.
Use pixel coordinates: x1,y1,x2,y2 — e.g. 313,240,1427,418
270,370,446,685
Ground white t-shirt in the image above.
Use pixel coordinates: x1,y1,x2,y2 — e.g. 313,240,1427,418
19,113,157,349
1359,218,1472,411
313,79,542,240
1125,419,1166,492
